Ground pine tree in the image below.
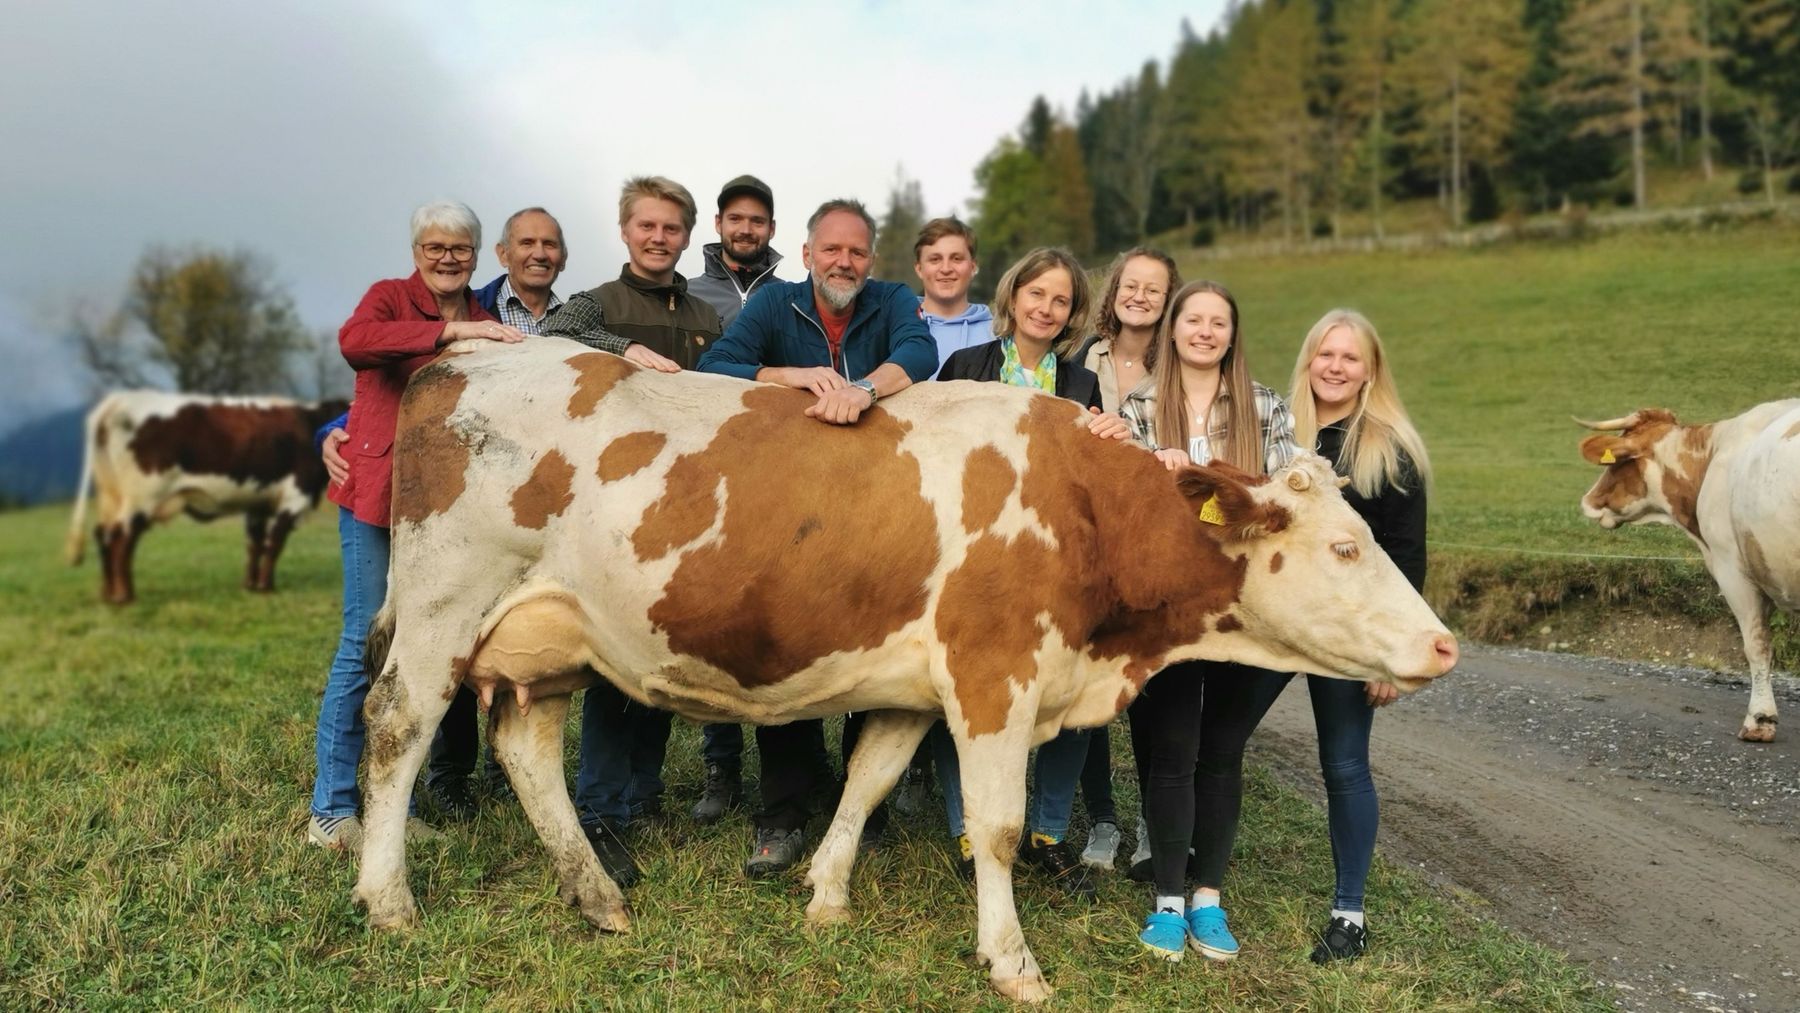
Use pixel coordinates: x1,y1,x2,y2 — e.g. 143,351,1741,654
873,166,927,292
1334,0,1406,237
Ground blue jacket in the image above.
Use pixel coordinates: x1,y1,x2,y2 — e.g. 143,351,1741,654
697,278,939,383
316,274,511,449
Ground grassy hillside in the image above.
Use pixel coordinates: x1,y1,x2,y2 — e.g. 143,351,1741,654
0,506,1602,1010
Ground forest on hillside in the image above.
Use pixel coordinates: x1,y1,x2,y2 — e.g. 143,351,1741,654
872,0,1798,291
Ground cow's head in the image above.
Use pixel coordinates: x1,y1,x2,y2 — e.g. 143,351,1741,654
1574,409,1686,530
1175,454,1457,691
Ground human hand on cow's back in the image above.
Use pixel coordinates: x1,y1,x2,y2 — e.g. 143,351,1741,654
322,429,350,486
439,320,527,345
1086,407,1132,441
759,365,849,396
1365,681,1399,707
803,386,872,425
622,343,681,373
1154,448,1192,470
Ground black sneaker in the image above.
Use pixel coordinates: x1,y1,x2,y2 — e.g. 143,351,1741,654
744,826,805,879
1310,916,1368,964
690,763,741,824
1020,836,1097,900
581,819,641,890
423,774,476,821
1127,848,1200,884
629,796,664,822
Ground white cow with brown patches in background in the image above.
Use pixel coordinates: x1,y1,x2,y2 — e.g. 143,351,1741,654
354,339,1458,1002
1578,400,1800,742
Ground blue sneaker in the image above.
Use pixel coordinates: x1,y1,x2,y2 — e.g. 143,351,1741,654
1187,905,1239,961
1138,910,1187,962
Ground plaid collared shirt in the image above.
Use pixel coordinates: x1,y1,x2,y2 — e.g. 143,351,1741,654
1120,378,1301,474
539,290,631,353
495,278,563,336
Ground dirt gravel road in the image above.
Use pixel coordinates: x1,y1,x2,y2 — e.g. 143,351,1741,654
1249,645,1800,1013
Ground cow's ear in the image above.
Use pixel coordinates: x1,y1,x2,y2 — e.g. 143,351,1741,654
1580,435,1635,466
1175,465,1289,540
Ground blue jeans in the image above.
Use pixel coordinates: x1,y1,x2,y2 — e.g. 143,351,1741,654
309,508,390,820
574,679,673,826
1298,674,1378,912
934,725,1091,841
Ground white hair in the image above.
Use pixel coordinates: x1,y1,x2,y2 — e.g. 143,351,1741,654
410,200,482,246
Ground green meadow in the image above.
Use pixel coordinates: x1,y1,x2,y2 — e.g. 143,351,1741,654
0,506,1599,1010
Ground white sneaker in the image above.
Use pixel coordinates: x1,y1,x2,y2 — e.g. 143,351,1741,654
1131,806,1151,868
1080,821,1120,869
308,814,364,851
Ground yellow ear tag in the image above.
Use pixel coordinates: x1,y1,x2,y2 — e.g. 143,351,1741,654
1198,495,1226,525
1599,448,1616,464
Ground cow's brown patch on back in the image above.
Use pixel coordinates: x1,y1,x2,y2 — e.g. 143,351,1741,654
510,450,576,529
642,386,940,687
392,367,471,524
960,444,1015,533
597,431,667,483
1268,551,1284,574
937,531,1075,735
129,402,332,496
566,352,637,419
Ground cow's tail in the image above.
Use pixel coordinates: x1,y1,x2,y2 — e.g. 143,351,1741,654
364,601,398,682
64,397,108,566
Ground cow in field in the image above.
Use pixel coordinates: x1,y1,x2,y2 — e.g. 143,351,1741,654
64,391,350,604
353,341,1458,1001
1578,401,1800,742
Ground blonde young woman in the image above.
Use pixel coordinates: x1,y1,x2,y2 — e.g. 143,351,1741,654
1118,281,1300,961
1272,308,1431,962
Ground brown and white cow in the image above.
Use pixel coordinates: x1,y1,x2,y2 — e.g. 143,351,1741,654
1578,400,1800,742
354,340,1457,1001
64,390,349,604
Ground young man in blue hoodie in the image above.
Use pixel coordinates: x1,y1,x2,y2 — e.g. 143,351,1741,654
913,217,992,361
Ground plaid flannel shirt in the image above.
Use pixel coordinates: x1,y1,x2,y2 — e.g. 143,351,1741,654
539,290,632,353
1119,378,1301,474
494,278,563,335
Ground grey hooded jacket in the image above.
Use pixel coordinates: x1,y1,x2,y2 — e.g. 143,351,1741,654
687,242,785,328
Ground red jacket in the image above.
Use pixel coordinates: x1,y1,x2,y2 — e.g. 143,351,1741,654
329,271,496,527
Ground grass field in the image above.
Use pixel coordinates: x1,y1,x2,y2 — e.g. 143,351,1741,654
0,506,1605,1010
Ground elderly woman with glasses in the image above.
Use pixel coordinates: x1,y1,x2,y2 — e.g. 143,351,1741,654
306,200,528,851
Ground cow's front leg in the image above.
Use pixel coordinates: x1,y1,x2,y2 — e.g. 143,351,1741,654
493,691,631,933
805,709,934,926
952,708,1051,1003
243,510,270,591
352,653,448,928
1718,569,1779,741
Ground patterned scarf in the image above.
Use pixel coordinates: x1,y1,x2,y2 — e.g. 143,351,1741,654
999,338,1057,392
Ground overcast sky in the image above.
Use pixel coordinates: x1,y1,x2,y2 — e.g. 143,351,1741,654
0,0,1225,430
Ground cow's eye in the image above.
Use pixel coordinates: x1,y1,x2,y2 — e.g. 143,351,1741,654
1332,541,1359,561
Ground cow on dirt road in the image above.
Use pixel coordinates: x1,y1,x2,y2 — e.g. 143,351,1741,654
1578,400,1800,742
65,390,349,604
353,340,1458,1002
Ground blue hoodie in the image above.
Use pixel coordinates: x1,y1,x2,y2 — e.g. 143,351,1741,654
918,300,994,362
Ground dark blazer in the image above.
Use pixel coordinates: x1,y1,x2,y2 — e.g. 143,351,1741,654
935,339,1103,412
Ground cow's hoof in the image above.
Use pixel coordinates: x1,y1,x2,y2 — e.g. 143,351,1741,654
353,883,419,930
1738,719,1777,743
581,903,631,934
991,973,1054,1003
804,896,852,926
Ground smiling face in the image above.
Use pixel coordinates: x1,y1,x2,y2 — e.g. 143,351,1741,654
497,211,566,296
1011,266,1073,345
914,234,976,306
413,227,477,300
622,196,692,284
1171,290,1234,371
1308,324,1370,419
1113,255,1171,332
803,209,873,312
715,195,774,268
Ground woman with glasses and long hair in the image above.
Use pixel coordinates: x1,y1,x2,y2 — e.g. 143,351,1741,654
306,201,528,852
1269,308,1430,962
1118,279,1300,962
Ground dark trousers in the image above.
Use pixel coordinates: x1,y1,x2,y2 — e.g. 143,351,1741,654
753,714,878,832
1079,722,1118,826
700,722,743,770
425,686,502,785
1279,673,1379,912
1128,660,1286,898
574,680,674,826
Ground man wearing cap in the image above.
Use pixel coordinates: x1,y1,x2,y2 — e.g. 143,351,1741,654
688,175,786,329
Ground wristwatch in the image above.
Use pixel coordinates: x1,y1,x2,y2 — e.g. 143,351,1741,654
851,378,878,405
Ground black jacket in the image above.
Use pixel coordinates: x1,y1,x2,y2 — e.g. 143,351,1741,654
935,339,1103,412
1315,421,1427,590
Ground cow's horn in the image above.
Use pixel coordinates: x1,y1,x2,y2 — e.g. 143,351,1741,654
1572,412,1640,432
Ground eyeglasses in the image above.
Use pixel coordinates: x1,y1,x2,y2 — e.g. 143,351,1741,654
417,242,476,263
1118,282,1166,300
